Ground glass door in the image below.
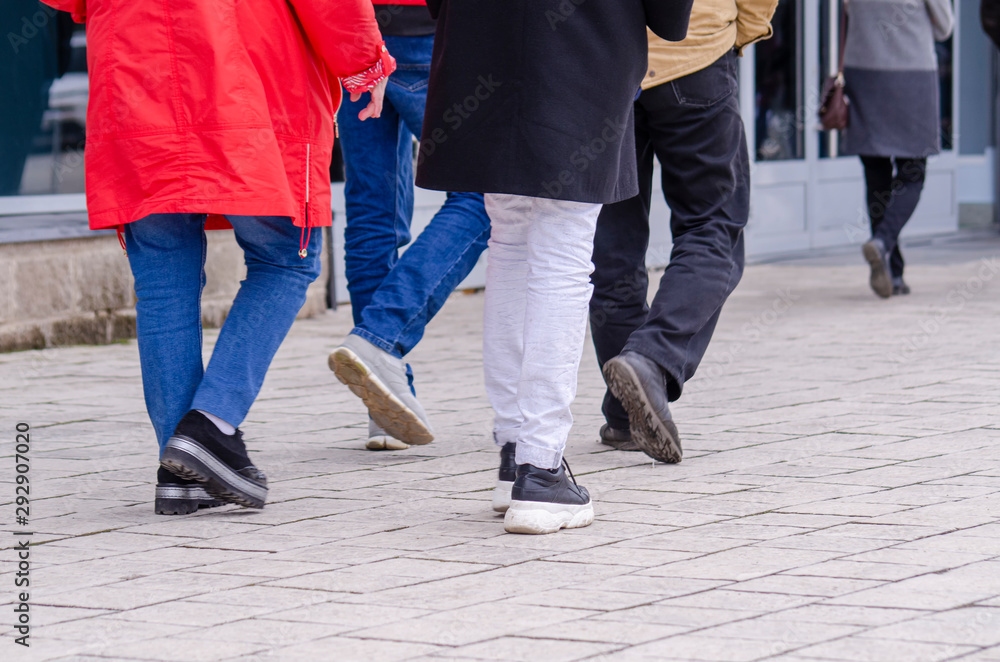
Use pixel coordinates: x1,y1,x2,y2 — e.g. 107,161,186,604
755,0,805,163
743,0,811,256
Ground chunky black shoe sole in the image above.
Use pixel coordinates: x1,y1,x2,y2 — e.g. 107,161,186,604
161,436,267,509
154,484,224,515
604,360,682,464
862,241,893,299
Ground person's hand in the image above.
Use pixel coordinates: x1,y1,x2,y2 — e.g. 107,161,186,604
352,78,388,121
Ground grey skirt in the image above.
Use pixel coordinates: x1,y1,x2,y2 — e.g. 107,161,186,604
842,67,941,158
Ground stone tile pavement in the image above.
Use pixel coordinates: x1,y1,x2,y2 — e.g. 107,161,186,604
2,229,1000,661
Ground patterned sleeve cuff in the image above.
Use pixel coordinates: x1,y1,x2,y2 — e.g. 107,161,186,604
342,44,397,95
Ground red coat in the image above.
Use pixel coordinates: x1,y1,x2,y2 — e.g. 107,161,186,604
41,0,394,232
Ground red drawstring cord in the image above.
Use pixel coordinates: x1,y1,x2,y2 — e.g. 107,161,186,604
299,225,312,258
116,225,127,256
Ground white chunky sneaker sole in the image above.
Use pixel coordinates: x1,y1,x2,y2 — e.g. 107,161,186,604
492,480,514,513
329,347,434,445
503,499,595,535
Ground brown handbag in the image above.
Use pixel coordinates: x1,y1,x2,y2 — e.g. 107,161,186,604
819,7,850,131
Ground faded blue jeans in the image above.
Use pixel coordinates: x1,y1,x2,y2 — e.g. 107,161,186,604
338,34,490,359
124,214,321,450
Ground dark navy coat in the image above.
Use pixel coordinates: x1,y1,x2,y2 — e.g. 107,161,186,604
415,0,693,204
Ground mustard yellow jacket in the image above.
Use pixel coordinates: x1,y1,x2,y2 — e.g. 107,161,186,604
644,0,778,89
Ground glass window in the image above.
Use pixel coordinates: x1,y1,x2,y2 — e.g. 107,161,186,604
1,2,87,199
755,0,804,161
958,6,994,155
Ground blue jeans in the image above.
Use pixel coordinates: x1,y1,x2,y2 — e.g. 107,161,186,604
338,34,490,358
124,214,321,450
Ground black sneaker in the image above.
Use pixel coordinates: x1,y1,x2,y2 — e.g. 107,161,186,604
160,410,268,509
154,467,224,515
598,424,640,452
504,462,594,534
892,277,911,296
491,442,517,513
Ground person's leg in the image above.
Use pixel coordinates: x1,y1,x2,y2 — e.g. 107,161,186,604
353,34,490,356
124,214,224,515
880,157,927,278
502,195,600,535
623,51,749,402
482,194,532,452
516,197,603,469
190,217,322,424
604,52,748,465
353,192,490,357
339,73,411,322
861,155,893,240
589,103,654,438
332,35,489,449
335,35,423,447
162,216,321,509
860,154,900,279
124,213,208,451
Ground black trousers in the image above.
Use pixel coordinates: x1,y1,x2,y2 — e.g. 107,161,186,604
589,51,749,429
861,155,927,279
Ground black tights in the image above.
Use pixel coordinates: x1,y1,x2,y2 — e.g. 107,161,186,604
861,155,927,279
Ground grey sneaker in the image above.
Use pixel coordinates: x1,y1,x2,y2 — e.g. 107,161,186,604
366,417,410,451
599,424,640,451
329,334,434,445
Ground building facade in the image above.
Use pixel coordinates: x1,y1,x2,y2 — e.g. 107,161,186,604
1,0,993,300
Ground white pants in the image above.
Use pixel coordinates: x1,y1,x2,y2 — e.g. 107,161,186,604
483,193,602,469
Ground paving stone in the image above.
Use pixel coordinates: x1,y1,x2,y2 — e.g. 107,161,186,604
622,633,802,661
793,636,978,662
441,636,622,661
98,636,269,661
862,606,1000,647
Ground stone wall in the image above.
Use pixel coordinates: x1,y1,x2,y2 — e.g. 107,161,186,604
0,230,329,352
